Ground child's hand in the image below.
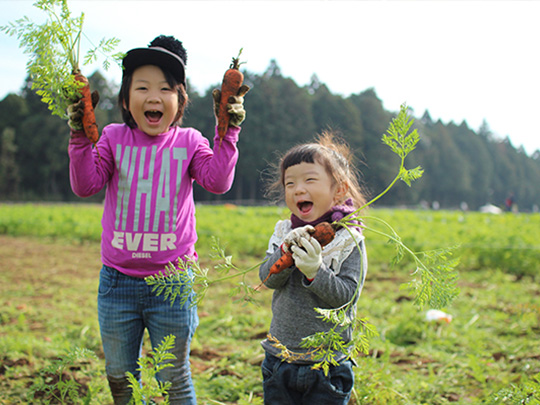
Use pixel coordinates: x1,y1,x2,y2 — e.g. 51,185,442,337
291,236,322,280
281,225,315,253
212,84,250,127
67,90,99,131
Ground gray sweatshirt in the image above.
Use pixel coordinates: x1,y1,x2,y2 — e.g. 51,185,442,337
260,219,367,364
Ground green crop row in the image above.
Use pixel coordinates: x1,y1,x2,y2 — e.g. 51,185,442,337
1,203,539,279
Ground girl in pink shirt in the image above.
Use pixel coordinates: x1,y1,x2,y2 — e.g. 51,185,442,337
67,35,248,404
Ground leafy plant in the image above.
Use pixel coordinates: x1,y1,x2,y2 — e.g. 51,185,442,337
339,103,460,308
29,347,100,404
126,334,177,405
485,373,540,404
146,238,261,308
1,0,122,118
355,215,460,309
267,316,378,376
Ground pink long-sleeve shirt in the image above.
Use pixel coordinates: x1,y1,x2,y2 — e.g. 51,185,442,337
69,123,240,278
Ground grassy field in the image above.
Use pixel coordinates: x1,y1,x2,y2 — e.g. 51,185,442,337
0,203,539,404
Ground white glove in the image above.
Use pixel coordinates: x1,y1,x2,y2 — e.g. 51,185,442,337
291,236,322,280
281,225,315,253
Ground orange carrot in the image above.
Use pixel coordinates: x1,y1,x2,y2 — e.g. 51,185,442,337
256,222,336,289
217,49,244,146
73,70,99,145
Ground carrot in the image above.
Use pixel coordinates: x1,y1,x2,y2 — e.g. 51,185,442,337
256,222,336,289
73,70,99,143
217,49,244,147
73,70,100,158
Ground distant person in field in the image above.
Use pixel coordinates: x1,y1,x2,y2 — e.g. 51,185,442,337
66,35,249,404
259,132,368,405
505,193,516,212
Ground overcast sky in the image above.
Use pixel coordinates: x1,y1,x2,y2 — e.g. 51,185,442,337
1,0,539,155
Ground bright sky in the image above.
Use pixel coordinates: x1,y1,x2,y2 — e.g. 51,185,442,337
1,0,539,155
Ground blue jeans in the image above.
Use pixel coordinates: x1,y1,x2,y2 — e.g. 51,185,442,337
98,265,199,405
261,352,354,405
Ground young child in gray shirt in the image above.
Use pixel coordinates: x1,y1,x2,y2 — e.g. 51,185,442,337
259,131,368,405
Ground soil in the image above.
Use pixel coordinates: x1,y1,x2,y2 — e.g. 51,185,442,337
0,235,102,283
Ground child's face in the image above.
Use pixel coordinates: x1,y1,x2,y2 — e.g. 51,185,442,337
127,65,179,136
284,161,340,222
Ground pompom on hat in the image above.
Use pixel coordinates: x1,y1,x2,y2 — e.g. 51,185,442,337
122,35,187,86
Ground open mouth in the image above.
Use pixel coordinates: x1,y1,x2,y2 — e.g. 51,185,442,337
145,110,163,123
297,201,313,214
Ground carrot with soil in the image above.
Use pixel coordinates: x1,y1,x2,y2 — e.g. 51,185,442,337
217,48,245,146
256,222,336,289
73,70,99,144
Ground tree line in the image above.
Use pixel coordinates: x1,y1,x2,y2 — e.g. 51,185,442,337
1,60,539,211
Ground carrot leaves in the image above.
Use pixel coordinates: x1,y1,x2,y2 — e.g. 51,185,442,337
146,238,260,308
1,0,122,119
126,334,176,404
145,258,198,309
336,104,460,310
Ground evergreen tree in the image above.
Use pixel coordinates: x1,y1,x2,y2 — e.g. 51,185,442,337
0,64,539,208
0,127,20,199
